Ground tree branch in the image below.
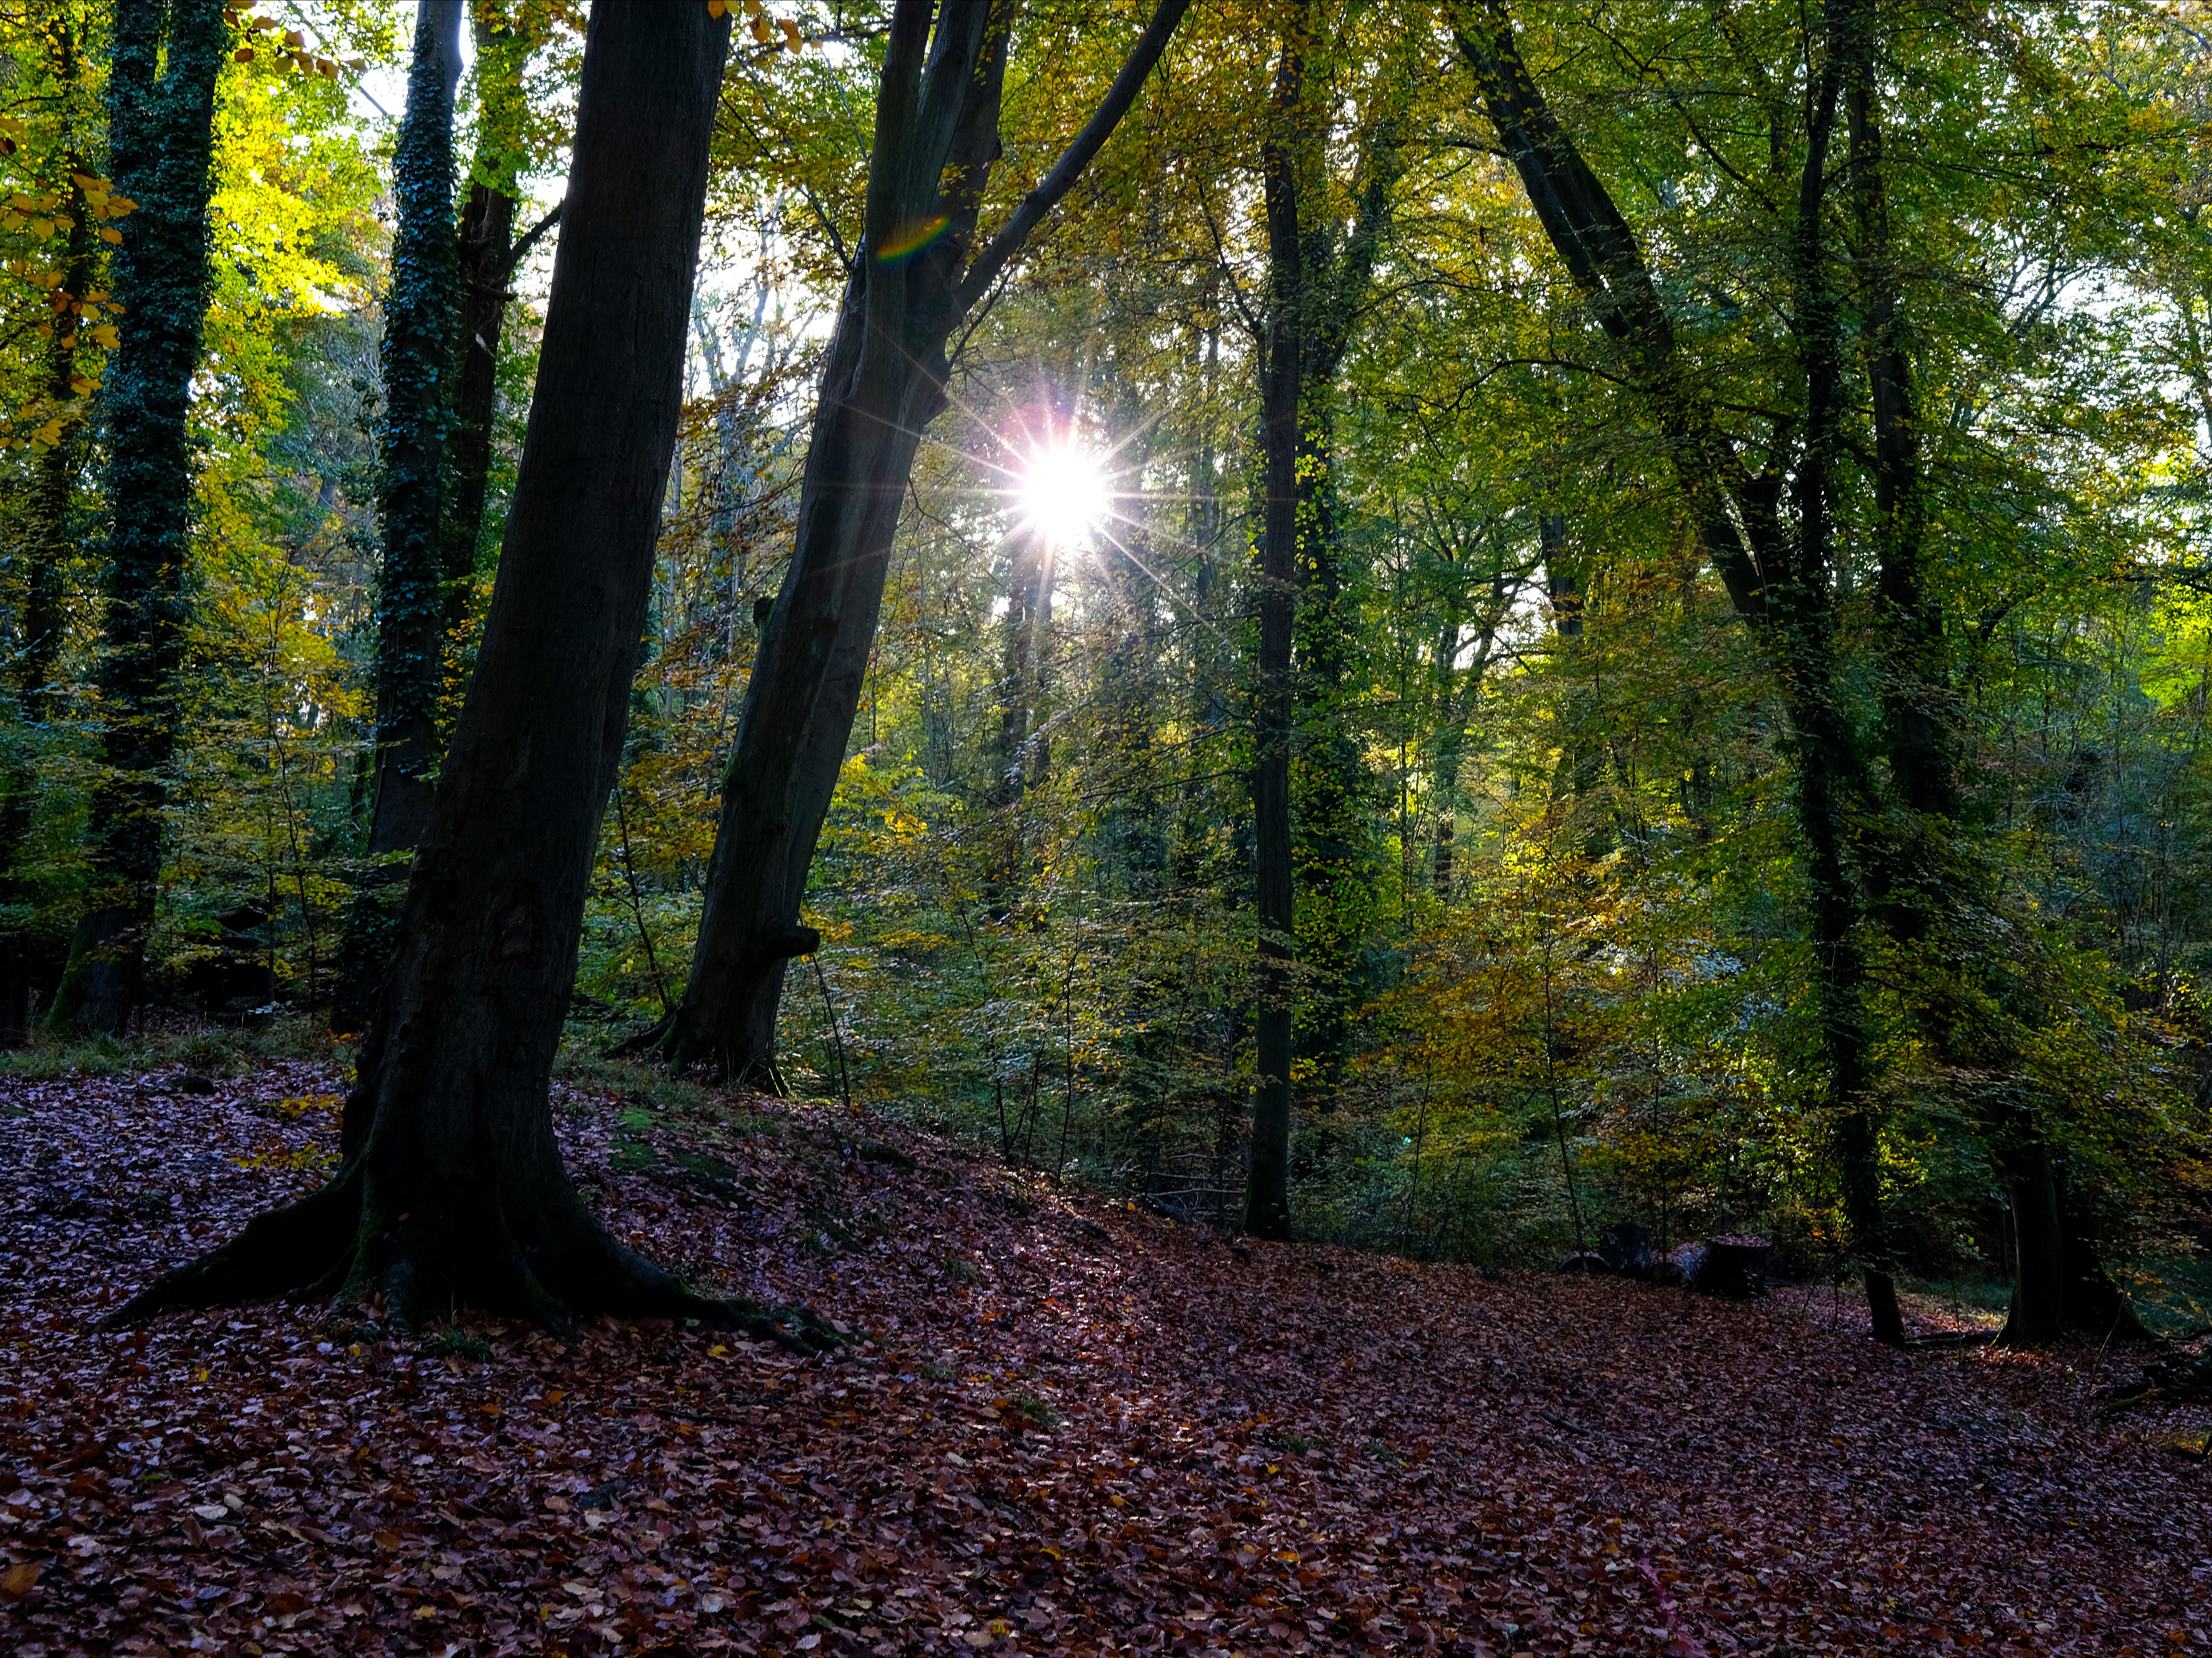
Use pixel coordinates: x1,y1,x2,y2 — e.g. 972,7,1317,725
951,0,1194,314
491,199,562,283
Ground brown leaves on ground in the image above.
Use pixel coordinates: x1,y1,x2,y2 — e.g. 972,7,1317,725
0,1061,2206,1656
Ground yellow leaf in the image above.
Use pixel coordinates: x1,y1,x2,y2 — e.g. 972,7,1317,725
70,171,98,191
316,57,338,78
91,325,118,348
283,26,303,46
707,0,727,14
100,228,122,244
1,1562,40,1596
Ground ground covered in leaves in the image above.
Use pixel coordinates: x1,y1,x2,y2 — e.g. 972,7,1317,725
0,1057,2206,1656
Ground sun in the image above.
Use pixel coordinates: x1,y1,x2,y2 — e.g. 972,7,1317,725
1014,441,1111,548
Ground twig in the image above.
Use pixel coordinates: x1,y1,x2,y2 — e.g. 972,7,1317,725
811,952,852,1112
612,784,670,1017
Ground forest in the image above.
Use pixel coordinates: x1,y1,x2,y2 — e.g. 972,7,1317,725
0,0,2208,1652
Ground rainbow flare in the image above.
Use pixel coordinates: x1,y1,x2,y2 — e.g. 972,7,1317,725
876,214,950,263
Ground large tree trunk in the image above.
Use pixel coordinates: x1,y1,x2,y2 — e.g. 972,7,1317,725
111,0,811,1340
46,0,224,1035
330,1,465,1035
655,0,1193,1084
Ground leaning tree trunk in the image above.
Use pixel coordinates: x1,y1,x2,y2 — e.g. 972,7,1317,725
656,0,1193,1085
46,0,224,1035
330,0,464,1035
112,0,822,1341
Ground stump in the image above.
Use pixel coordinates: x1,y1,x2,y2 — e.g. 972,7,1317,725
1598,1221,1654,1277
1700,1233,1771,1298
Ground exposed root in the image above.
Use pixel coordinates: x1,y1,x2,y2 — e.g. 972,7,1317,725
104,1171,360,1327
105,1158,846,1354
603,1016,672,1061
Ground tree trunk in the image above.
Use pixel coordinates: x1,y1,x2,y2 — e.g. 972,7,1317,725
1454,0,1906,1342
330,0,465,1035
656,0,1194,1084
111,0,817,1340
46,0,224,1035
985,526,1054,923
0,81,99,1043
1244,31,1305,1242
438,0,549,634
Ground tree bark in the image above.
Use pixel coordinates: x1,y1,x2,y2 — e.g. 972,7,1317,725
330,1,465,1035
657,0,1194,1084
46,0,225,1035
112,0,818,1340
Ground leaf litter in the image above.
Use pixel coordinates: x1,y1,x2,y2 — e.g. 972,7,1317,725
0,1061,2205,1655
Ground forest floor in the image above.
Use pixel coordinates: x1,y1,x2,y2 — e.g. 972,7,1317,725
0,1054,2206,1658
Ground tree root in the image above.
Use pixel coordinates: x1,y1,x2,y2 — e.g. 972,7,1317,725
104,1161,849,1355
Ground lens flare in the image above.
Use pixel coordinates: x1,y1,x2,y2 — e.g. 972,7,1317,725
1016,442,1110,547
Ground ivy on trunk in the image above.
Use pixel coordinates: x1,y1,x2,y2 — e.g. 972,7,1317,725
47,0,224,1036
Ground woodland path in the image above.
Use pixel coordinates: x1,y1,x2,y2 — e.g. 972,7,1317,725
0,1059,2204,1656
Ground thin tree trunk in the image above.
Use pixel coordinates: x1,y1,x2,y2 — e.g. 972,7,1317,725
986,528,1053,923
112,0,823,1340
657,0,1194,1084
0,75,99,1043
1244,28,1307,1240
330,0,465,1035
437,0,540,633
47,0,225,1035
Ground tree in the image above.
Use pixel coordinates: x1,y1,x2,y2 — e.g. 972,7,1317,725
654,0,1195,1084
0,6,109,1042
328,1,463,1034
46,0,226,1035
113,0,815,1338
1244,4,1403,1238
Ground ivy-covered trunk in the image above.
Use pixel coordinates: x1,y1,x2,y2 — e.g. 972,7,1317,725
1244,10,1399,1230
438,0,550,633
657,0,1193,1085
113,0,815,1338
46,0,224,1035
330,0,464,1035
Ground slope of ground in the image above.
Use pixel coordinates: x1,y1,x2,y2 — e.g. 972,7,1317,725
0,1059,2204,1656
